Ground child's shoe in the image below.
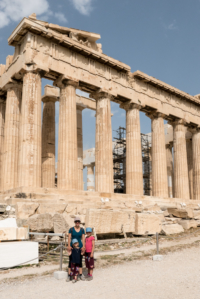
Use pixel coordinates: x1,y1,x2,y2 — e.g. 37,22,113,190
86,275,93,281
72,279,77,283
66,275,71,282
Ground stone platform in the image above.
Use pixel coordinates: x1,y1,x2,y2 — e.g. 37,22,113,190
1,188,200,239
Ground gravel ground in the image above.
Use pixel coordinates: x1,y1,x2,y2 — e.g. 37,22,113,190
1,246,200,299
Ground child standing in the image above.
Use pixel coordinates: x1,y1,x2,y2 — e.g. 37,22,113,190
85,227,95,281
69,239,83,283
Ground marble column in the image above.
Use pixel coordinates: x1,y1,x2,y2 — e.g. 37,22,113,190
91,92,113,193
0,99,5,191
18,72,42,188
42,96,57,188
2,83,22,191
172,120,190,199
57,80,78,190
126,103,143,195
149,112,168,197
87,163,95,191
186,139,193,199
166,143,173,198
77,105,84,190
192,129,200,199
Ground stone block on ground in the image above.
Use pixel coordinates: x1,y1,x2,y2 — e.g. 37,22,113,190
152,255,163,261
17,227,29,239
27,213,53,232
37,204,67,214
167,208,193,219
85,209,135,234
54,271,67,280
135,213,162,235
161,223,184,235
193,210,200,220
53,213,69,233
15,202,39,220
0,227,17,240
178,220,198,230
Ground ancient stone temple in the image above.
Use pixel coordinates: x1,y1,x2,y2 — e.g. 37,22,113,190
1,13,200,238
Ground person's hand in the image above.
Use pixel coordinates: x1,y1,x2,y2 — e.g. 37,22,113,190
81,247,85,254
90,253,93,258
68,246,72,251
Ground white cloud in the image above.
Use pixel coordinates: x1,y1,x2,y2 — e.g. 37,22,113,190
55,12,67,23
71,0,93,15
164,20,178,31
0,0,50,28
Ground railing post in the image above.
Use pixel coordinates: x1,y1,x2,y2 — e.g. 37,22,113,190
156,232,159,254
59,242,63,271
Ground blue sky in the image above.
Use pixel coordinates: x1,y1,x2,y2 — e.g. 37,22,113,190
0,0,199,188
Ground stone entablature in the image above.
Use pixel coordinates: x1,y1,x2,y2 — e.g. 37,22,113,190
131,71,200,126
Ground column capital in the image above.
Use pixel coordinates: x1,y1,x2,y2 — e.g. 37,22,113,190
166,142,173,149
89,90,114,101
146,111,165,120
53,75,79,89
168,118,187,127
3,80,23,92
188,126,200,135
42,95,58,103
76,104,85,111
120,102,141,111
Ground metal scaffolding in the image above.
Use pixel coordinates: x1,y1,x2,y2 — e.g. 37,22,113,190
113,128,152,195
113,127,126,193
141,133,152,195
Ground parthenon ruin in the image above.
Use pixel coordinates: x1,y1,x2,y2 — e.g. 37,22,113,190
1,13,200,239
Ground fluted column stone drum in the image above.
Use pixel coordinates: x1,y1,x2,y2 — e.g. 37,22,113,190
149,112,168,198
18,72,42,188
166,143,174,198
0,99,5,191
2,83,22,191
77,106,84,190
186,139,193,199
57,80,78,190
126,103,143,195
192,129,200,200
91,92,113,193
87,163,95,191
171,120,190,199
42,96,57,188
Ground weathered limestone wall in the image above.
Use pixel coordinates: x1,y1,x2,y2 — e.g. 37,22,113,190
2,84,22,191
18,72,42,188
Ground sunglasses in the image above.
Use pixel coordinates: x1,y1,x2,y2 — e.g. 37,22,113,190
75,221,80,223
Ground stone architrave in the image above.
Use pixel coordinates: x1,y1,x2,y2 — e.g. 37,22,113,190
171,120,190,200
186,139,193,199
87,163,95,191
2,83,22,191
125,103,143,195
91,92,113,193
18,72,42,188
148,112,168,198
56,79,78,190
192,128,200,200
42,96,57,188
0,98,5,191
77,105,85,190
166,143,174,198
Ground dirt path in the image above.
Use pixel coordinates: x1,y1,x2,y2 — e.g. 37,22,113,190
1,246,200,299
